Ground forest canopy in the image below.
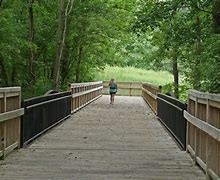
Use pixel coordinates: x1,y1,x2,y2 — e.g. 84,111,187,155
0,0,219,98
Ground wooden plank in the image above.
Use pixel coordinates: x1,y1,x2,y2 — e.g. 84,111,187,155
0,88,22,159
206,99,210,177
187,100,195,151
219,142,220,177
0,87,21,93
209,100,220,109
189,89,220,102
0,96,205,179
209,105,220,177
209,105,220,128
187,90,220,178
73,95,102,113
103,81,141,85
197,98,207,105
103,82,142,96
184,111,220,141
197,103,207,163
187,144,195,157
142,95,156,114
103,86,141,90
72,86,103,98
141,88,157,100
194,98,198,164
0,92,20,98
71,81,102,88
189,94,197,102
5,142,18,156
208,168,219,180
207,136,219,178
196,156,207,172
2,92,7,159
0,109,24,123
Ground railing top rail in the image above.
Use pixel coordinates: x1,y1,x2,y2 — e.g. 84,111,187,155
0,87,21,93
142,82,161,90
103,81,142,84
157,96,185,112
189,89,220,102
23,91,71,102
158,93,186,105
70,81,102,88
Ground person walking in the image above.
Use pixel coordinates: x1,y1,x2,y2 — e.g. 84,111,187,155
109,78,118,104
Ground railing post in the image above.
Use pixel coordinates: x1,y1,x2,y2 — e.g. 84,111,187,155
2,92,7,159
206,98,210,179
0,87,23,159
142,83,161,114
194,97,198,164
70,81,103,112
184,90,220,179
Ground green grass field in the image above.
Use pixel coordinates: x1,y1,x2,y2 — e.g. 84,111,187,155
95,66,173,85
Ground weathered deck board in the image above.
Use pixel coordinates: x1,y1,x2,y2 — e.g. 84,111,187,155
0,96,205,179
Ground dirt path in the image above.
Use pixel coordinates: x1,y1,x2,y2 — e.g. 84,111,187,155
0,95,205,179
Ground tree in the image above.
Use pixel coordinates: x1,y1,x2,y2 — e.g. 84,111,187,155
28,0,36,85
132,0,220,95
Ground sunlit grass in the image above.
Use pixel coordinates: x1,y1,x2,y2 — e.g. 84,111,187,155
95,66,173,85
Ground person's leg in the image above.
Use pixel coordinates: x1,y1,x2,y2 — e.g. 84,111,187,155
110,93,113,104
112,93,115,104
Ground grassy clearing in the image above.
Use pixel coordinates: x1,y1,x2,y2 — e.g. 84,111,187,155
95,66,173,85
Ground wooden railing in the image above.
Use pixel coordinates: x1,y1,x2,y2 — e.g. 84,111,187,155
184,90,220,179
157,94,187,150
103,81,142,96
103,81,160,113
21,92,71,146
0,87,24,159
142,83,161,114
70,81,103,113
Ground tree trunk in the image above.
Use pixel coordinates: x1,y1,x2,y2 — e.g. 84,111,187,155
60,0,74,86
193,16,202,90
213,0,220,34
52,0,74,90
52,0,64,90
28,0,36,84
172,48,179,98
75,46,83,83
60,36,71,85
0,58,9,86
0,0,3,7
11,64,16,86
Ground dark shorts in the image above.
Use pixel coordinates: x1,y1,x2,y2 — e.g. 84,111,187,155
110,92,116,95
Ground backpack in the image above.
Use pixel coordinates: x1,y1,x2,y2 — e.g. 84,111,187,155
110,82,117,93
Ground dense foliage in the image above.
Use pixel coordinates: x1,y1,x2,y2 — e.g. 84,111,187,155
0,0,219,98
0,0,138,97
132,0,220,95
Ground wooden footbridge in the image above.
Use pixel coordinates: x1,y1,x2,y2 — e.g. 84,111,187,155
0,81,219,179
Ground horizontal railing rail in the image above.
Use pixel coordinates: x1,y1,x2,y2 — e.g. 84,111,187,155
21,92,71,146
0,87,23,159
184,90,220,179
157,94,187,150
70,81,103,113
102,81,142,96
142,83,161,114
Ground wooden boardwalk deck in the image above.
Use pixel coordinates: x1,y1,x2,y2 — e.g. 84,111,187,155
0,96,205,180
